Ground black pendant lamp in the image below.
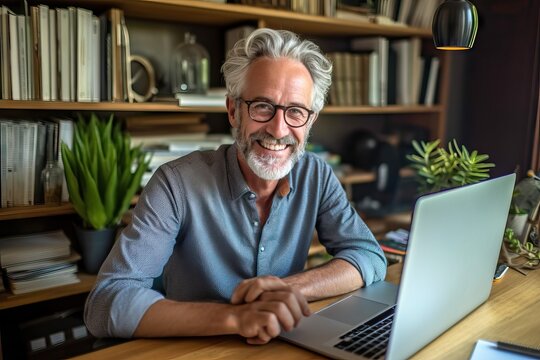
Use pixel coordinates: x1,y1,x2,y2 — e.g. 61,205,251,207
432,0,478,50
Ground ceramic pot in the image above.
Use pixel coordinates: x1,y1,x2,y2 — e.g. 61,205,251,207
74,225,117,274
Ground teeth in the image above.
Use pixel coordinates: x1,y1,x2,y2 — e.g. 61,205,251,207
259,141,287,151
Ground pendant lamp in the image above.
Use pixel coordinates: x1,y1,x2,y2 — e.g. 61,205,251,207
432,0,478,50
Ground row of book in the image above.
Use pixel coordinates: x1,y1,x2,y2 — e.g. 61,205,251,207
0,117,73,208
0,230,80,295
0,4,130,102
376,0,442,29
228,0,441,28
327,37,440,107
123,113,233,186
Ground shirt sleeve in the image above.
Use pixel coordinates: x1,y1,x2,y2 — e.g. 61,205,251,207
315,165,387,286
84,165,184,338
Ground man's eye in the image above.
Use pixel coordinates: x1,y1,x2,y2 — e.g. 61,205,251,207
288,107,307,117
254,103,274,112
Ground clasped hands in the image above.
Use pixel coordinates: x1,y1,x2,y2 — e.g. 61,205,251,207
229,276,311,345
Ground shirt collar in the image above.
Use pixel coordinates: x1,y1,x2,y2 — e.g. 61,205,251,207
226,143,294,200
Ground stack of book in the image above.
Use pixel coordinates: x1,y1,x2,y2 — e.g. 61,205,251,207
379,228,409,263
0,230,80,295
123,113,233,186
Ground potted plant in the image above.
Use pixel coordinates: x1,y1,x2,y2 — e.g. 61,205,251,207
61,113,150,273
406,139,495,194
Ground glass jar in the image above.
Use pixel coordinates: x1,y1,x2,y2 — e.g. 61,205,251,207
171,32,210,95
41,160,63,205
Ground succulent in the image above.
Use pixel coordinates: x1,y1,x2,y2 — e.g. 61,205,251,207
406,139,495,194
61,113,151,230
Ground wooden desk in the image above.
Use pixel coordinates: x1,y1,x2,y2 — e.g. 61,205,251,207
76,264,540,360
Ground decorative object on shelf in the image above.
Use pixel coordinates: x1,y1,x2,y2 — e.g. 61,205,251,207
171,32,210,95
61,113,151,273
432,0,478,50
406,139,494,194
41,160,63,205
129,54,158,103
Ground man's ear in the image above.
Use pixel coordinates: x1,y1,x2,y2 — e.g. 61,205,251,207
226,97,238,128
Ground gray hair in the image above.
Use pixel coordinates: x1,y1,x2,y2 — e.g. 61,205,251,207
221,28,332,113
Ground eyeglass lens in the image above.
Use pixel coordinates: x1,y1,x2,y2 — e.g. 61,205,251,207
249,101,309,126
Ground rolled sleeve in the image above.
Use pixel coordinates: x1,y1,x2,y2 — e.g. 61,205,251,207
316,167,387,286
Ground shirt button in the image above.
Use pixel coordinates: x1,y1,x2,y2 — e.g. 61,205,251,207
260,246,265,252
249,193,256,199
253,221,259,227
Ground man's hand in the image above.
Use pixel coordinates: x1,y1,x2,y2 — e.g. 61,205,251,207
230,276,311,344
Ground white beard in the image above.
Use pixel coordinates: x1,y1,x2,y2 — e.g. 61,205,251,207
246,149,299,181
233,127,306,181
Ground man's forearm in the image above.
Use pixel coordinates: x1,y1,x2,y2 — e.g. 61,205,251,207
283,258,364,301
134,299,237,337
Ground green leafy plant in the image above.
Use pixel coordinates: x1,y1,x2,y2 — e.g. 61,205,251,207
406,139,495,193
503,228,540,267
61,113,151,230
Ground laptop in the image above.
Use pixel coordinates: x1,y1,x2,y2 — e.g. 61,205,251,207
280,173,515,360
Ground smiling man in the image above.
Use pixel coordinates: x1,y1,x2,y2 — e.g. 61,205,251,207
84,28,386,344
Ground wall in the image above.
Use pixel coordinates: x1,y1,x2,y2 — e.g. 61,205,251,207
454,0,540,177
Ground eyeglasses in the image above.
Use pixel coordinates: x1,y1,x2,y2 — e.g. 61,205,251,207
238,98,314,128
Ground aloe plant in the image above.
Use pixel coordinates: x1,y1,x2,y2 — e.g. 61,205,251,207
61,113,151,230
406,139,495,194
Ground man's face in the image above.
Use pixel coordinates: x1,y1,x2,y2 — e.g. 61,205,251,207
229,57,316,181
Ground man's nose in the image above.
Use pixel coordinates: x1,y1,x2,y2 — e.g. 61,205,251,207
266,108,289,139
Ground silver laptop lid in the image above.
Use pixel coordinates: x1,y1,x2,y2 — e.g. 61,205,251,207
386,174,515,360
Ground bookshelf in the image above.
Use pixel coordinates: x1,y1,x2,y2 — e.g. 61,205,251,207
0,2,449,355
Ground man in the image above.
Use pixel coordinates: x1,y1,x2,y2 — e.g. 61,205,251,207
84,28,386,345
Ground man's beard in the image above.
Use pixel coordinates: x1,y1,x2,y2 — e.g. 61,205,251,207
234,127,307,181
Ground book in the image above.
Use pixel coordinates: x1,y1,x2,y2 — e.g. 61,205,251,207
0,230,71,267
52,117,74,202
56,8,70,101
4,251,80,273
49,9,57,101
17,15,29,100
176,93,226,107
424,57,440,106
7,264,80,294
91,15,100,102
8,13,20,100
351,37,389,106
123,113,204,131
33,121,47,204
129,123,210,137
76,7,93,102
0,6,14,99
38,4,50,101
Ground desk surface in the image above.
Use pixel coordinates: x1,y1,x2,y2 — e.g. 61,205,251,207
76,264,540,360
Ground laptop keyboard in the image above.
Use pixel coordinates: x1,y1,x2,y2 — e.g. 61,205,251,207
333,305,396,359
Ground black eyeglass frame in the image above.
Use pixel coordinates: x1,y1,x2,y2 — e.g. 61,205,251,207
238,98,315,128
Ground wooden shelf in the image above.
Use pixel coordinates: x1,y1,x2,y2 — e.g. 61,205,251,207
49,0,431,38
0,203,75,221
0,100,442,115
0,273,96,310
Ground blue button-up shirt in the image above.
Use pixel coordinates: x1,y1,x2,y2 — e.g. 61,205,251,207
84,144,387,338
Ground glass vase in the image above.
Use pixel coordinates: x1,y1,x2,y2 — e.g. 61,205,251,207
171,32,210,95
41,160,63,205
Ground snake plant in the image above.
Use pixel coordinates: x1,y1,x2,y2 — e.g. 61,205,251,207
61,113,151,230
406,139,495,194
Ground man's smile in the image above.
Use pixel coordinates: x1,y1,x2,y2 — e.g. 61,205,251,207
256,139,288,151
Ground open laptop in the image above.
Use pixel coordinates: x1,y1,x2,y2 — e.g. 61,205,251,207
280,173,515,360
